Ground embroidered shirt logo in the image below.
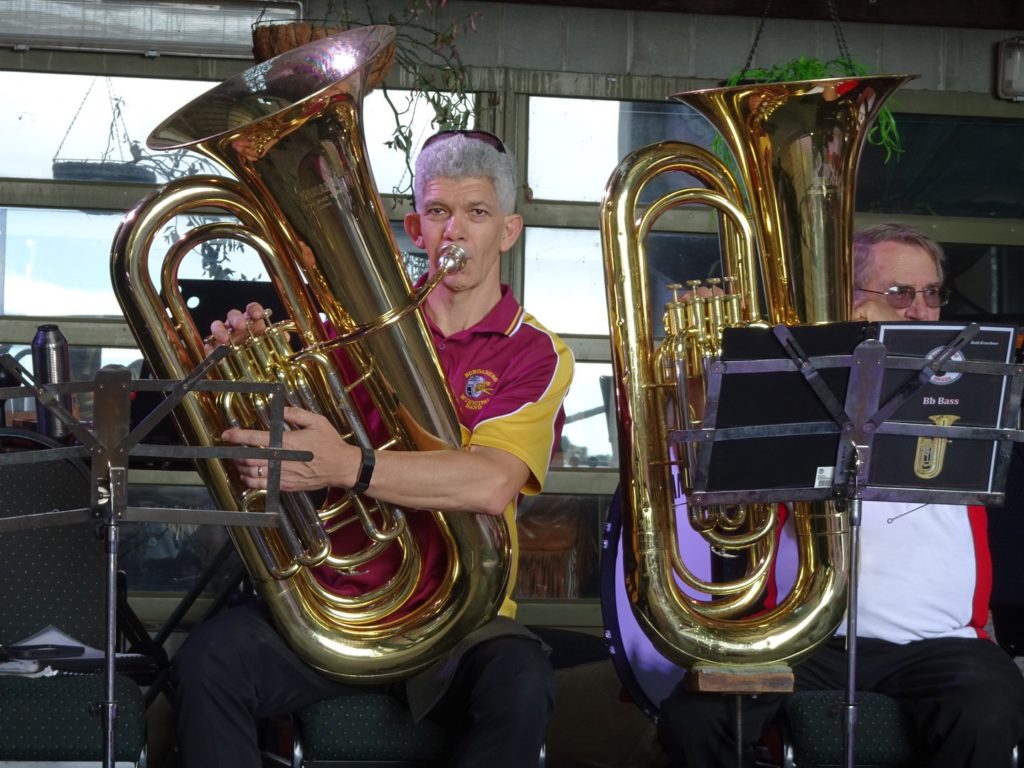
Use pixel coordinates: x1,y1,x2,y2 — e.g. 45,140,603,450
461,369,497,411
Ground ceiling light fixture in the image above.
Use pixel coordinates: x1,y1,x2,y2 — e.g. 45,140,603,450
996,37,1024,102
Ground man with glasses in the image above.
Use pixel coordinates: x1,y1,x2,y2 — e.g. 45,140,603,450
853,222,951,322
173,129,574,768
658,223,1024,767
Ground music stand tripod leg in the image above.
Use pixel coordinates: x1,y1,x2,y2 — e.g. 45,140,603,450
734,694,743,768
836,337,886,768
90,365,139,768
842,496,862,768
101,471,122,768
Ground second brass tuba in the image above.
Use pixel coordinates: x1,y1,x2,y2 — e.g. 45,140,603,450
110,26,509,683
600,75,911,671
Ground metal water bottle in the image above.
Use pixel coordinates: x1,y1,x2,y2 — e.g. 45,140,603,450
31,323,73,440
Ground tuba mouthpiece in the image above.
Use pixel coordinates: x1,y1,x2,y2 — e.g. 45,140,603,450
438,244,468,273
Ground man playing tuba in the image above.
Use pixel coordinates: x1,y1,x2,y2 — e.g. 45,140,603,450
658,224,1024,768
172,130,574,768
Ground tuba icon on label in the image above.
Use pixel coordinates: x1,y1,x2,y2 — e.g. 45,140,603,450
914,414,961,479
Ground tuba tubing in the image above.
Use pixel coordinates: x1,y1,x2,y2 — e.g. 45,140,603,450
600,75,912,669
110,26,509,683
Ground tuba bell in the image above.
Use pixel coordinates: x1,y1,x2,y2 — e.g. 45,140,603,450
600,75,911,671
110,25,509,683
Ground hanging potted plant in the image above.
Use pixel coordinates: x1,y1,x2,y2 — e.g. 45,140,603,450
713,1,903,164
251,0,482,198
720,56,903,162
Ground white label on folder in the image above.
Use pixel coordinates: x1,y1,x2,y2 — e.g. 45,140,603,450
814,466,834,488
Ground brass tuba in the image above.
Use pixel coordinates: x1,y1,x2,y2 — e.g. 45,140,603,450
110,25,509,683
600,75,911,671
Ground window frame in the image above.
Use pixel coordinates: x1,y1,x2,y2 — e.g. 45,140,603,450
3,50,1023,629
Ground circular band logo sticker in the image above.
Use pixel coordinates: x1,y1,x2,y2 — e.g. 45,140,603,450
925,346,964,386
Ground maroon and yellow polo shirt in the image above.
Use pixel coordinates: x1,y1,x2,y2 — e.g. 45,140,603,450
425,284,574,615
313,284,574,619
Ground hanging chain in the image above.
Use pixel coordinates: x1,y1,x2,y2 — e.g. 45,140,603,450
740,0,772,78
53,77,97,162
104,77,130,163
826,0,853,64
740,0,854,78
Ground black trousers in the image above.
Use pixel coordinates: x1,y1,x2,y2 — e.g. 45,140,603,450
658,635,1024,768
171,600,555,768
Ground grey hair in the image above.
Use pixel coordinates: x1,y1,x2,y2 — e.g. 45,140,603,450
413,133,517,214
853,223,945,286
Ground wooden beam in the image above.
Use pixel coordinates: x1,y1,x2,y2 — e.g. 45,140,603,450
473,0,1024,30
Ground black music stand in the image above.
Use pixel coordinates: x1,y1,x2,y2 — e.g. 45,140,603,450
0,349,312,768
676,320,1024,768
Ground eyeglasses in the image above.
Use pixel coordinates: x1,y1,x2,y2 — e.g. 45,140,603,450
855,285,951,309
422,129,507,154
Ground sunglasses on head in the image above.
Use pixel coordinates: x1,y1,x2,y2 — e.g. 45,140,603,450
422,129,507,154
856,284,951,309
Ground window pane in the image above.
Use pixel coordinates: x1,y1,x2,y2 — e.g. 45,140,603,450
1,205,420,320
364,90,476,198
1,341,142,427
1,72,219,182
527,96,718,203
120,488,237,595
0,207,269,317
524,226,724,337
944,243,1024,322
561,361,616,468
524,227,606,335
1,71,464,195
2,208,125,315
857,113,1024,219
515,492,611,600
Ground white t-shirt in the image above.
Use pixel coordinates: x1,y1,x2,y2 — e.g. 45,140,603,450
773,501,990,643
